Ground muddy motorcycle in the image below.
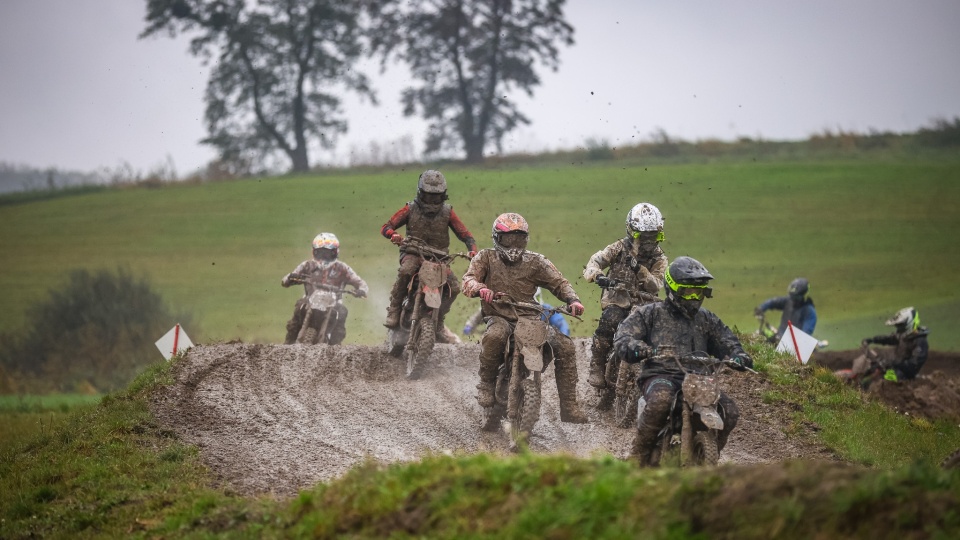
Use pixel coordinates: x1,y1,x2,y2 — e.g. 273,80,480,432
481,294,580,450
641,350,752,467
288,276,362,345
594,279,660,429
386,237,471,380
834,343,886,388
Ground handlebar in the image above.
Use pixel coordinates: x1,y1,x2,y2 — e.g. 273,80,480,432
490,293,583,321
402,236,473,262
597,277,660,303
288,277,364,297
647,351,757,375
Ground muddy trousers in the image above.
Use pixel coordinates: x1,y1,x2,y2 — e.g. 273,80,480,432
589,306,630,387
630,375,739,466
285,299,348,345
387,254,460,327
477,317,586,423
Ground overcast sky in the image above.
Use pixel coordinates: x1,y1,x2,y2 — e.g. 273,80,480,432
1,0,958,175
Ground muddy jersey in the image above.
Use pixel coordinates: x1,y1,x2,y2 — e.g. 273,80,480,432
462,248,580,322
867,328,930,379
282,260,369,297
584,238,667,309
613,300,751,382
380,201,477,255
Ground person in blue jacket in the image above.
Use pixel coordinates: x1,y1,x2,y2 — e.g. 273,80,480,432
754,277,817,343
463,288,570,336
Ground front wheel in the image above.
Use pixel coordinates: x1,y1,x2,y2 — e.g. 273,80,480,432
692,430,720,466
406,317,436,380
299,327,317,345
511,378,541,449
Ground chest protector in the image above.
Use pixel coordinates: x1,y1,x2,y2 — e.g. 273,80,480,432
605,239,662,307
405,202,452,253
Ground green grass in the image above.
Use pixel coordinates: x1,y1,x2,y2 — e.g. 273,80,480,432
3,156,960,351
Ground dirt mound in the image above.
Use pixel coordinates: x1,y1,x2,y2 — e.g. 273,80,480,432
151,339,839,497
812,349,960,421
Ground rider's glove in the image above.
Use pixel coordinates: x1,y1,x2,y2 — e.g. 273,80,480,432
467,250,477,258
753,306,763,317
730,356,751,369
463,324,473,335
478,288,495,303
620,339,652,363
884,369,899,382
568,301,585,317
595,275,611,289
390,233,403,245
355,289,367,298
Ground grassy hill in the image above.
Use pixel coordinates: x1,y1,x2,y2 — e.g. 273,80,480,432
2,155,960,351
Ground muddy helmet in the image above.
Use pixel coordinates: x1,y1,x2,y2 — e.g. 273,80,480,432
886,307,920,332
312,232,339,261
416,169,448,215
664,256,713,318
625,202,664,241
788,277,809,300
491,212,529,264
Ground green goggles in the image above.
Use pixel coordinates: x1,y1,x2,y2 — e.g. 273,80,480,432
675,286,712,301
631,230,665,242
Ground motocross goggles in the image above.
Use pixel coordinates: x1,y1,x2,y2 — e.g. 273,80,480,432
497,231,528,249
675,285,712,301
630,230,665,242
419,192,446,205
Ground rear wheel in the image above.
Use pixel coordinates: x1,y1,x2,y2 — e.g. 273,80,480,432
406,318,435,380
693,431,720,466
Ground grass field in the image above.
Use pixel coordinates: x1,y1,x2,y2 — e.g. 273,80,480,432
2,155,959,350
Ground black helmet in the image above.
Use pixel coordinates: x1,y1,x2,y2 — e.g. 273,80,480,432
664,256,713,318
788,277,809,299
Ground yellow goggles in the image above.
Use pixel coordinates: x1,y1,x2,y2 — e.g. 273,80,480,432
676,286,712,301
631,230,665,242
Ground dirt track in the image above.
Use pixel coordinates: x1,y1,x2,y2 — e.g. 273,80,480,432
152,339,841,497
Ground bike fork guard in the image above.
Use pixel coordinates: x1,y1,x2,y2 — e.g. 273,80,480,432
514,317,549,372
418,260,446,309
682,374,723,430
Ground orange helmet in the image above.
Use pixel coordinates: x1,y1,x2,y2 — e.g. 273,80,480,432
491,213,529,263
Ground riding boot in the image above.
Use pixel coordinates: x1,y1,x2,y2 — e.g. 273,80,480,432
556,359,588,423
588,336,611,388
384,277,407,328
629,427,660,467
477,348,500,408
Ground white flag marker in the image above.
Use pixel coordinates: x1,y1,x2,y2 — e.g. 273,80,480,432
155,323,194,360
775,321,819,365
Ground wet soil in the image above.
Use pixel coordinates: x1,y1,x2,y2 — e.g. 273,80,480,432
151,339,856,497
811,348,960,421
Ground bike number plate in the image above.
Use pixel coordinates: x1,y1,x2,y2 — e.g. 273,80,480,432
308,289,338,310
515,317,548,372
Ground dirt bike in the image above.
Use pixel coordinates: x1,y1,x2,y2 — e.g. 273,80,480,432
834,342,886,388
481,294,580,450
593,278,660,429
288,276,362,345
641,348,753,467
386,236,471,380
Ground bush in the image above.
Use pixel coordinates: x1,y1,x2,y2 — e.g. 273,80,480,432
0,268,194,393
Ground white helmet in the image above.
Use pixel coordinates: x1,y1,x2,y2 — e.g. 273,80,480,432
626,202,664,237
886,307,919,331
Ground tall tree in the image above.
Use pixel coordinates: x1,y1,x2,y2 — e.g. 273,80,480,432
372,0,573,162
141,0,374,173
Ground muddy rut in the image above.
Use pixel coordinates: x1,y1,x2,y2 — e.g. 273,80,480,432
151,339,836,497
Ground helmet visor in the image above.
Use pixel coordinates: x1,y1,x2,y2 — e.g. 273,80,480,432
498,232,528,249
313,247,336,261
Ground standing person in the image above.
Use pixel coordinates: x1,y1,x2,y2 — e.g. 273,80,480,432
462,212,588,424
861,307,930,382
462,288,570,337
582,202,668,389
380,170,478,343
614,256,752,466
281,233,368,345
754,278,817,342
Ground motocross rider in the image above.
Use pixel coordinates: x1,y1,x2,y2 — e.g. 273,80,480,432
461,212,588,424
281,233,369,345
463,288,570,337
380,170,479,343
754,277,817,343
613,256,752,466
860,306,930,382
583,202,668,390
